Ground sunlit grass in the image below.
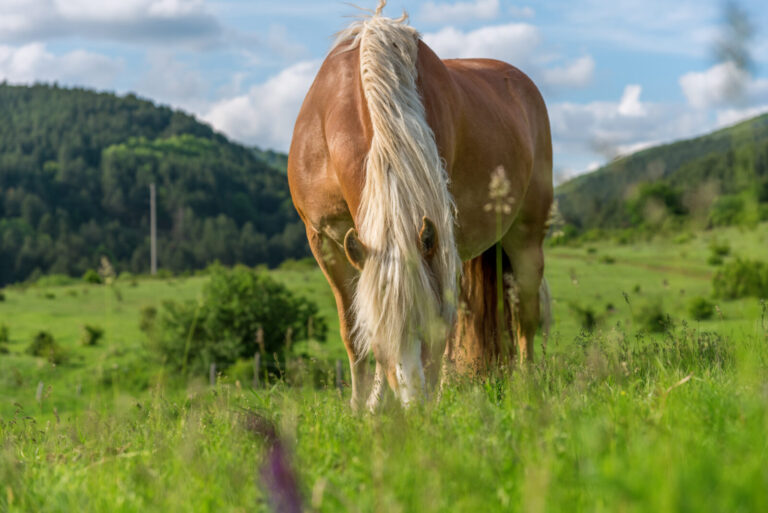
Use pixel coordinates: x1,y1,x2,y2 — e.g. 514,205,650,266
1,223,767,511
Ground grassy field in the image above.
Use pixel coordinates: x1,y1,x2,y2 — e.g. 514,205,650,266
1,224,767,512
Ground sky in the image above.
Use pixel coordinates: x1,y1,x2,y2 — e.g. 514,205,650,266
1,0,766,182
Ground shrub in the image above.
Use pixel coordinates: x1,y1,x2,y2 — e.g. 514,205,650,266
688,297,715,320
26,331,66,363
708,195,745,226
147,265,328,375
0,290,5,302
712,259,768,299
759,203,768,222
36,274,78,287
139,306,158,334
83,269,102,284
599,255,615,264
569,302,598,332
708,240,731,257
0,324,9,353
635,300,673,333
707,254,724,266
80,324,104,346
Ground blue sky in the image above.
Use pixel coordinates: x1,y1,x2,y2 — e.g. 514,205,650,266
1,0,766,182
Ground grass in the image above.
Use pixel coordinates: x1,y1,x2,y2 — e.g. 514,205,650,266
1,223,768,511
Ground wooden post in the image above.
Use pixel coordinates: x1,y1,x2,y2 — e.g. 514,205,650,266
209,362,216,386
36,381,44,403
335,359,343,394
150,183,157,275
256,325,265,355
253,352,261,388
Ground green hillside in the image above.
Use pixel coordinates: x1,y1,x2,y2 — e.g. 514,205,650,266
0,84,305,285
556,112,768,232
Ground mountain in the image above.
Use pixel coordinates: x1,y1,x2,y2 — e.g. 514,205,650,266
556,113,768,232
0,83,306,285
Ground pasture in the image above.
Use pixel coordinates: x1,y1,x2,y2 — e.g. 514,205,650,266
1,224,767,512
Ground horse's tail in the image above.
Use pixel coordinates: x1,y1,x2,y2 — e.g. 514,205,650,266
448,246,515,374
339,6,460,363
448,247,553,373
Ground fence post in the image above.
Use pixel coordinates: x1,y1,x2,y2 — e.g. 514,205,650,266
36,381,44,403
335,359,343,394
253,352,261,388
209,362,216,386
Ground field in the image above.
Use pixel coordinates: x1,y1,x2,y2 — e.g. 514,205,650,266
1,224,767,512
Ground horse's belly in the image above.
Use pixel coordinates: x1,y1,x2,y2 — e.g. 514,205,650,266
454,209,518,261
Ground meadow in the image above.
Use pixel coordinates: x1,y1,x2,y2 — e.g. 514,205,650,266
1,223,767,512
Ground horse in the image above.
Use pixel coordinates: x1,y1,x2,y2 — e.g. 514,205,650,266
287,1,553,409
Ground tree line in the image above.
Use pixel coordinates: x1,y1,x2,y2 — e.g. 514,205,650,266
0,83,307,285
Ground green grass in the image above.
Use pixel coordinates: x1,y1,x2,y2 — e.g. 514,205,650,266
1,224,768,511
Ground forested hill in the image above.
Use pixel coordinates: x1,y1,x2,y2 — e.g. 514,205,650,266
0,83,304,285
556,112,768,232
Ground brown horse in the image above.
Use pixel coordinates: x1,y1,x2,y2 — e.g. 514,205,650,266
287,1,552,409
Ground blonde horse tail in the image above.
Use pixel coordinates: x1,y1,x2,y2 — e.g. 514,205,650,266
343,9,460,364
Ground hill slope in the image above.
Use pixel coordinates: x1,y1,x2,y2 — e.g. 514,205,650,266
556,113,768,231
0,84,306,285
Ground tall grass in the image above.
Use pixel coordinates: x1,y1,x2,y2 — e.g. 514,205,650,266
2,322,766,512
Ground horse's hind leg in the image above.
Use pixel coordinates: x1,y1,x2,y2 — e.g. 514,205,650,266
501,222,546,363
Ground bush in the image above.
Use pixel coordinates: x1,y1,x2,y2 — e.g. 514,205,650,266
712,259,768,299
569,302,598,332
139,306,158,334
709,195,745,226
688,297,715,320
635,300,674,333
36,274,78,287
0,324,9,353
0,290,5,302
599,255,616,264
26,331,66,363
708,240,731,257
759,204,768,222
83,269,102,284
147,265,328,375
707,254,724,266
80,324,104,346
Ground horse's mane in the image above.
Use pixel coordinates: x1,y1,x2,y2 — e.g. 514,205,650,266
337,2,461,364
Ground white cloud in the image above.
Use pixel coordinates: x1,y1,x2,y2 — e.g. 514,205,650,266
508,6,535,19
0,0,221,45
204,60,320,151
424,24,593,93
617,84,646,117
542,55,594,89
679,61,749,109
549,87,707,163
0,43,122,88
716,105,768,127
419,0,500,25
423,23,540,63
134,52,208,113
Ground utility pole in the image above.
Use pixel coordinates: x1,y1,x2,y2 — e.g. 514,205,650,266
150,183,157,275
